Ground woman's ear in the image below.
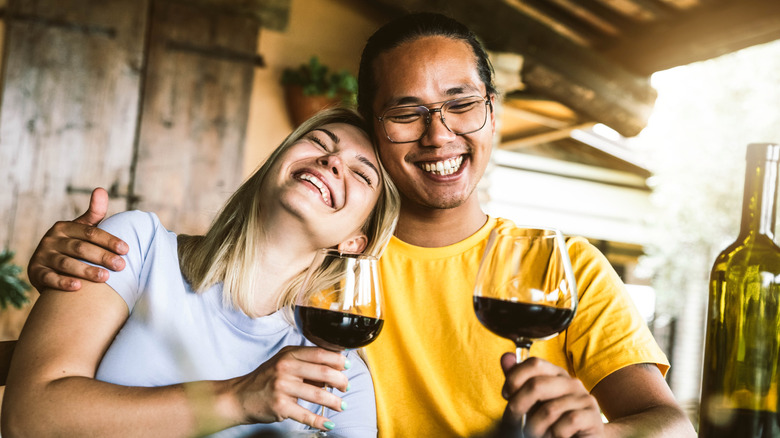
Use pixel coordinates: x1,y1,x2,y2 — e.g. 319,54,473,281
337,233,368,254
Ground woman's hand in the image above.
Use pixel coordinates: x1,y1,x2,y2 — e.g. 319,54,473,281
233,346,350,431
501,354,604,438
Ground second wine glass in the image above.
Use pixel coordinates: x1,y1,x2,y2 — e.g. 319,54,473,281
473,227,578,364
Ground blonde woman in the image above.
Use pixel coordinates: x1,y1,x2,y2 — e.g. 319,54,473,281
3,108,400,438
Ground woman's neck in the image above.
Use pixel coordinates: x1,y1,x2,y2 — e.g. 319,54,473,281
246,225,318,316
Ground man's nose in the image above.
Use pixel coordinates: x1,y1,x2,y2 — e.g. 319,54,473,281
421,110,457,147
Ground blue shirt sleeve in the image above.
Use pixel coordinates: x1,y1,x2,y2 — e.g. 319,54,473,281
98,210,161,313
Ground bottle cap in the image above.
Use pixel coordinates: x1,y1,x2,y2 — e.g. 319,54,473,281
747,143,780,162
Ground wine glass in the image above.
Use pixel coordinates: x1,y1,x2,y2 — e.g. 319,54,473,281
293,249,385,436
473,227,578,432
473,227,578,434
474,226,578,361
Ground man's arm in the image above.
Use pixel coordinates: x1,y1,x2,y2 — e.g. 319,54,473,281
27,187,128,291
592,363,696,437
501,357,696,437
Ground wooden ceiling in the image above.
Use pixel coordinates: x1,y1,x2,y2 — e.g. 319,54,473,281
367,0,780,171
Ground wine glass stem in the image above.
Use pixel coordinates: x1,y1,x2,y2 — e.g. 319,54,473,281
515,345,531,437
316,349,349,436
515,345,530,364
317,401,329,437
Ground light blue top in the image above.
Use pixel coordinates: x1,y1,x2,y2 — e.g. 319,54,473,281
94,211,377,437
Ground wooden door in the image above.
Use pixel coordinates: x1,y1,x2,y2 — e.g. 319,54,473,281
132,0,259,234
0,0,263,339
0,0,150,336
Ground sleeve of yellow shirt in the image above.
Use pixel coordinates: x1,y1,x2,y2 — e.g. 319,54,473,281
561,236,670,391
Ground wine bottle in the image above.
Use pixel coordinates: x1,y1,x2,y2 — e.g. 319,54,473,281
699,143,780,438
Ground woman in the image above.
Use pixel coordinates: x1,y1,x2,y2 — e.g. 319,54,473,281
2,108,400,437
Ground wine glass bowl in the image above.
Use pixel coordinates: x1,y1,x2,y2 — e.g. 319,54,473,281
294,249,384,352
473,227,578,360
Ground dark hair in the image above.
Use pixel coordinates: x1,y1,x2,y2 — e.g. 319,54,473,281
357,12,497,129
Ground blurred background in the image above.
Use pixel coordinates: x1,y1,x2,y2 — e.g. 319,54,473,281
1,0,779,422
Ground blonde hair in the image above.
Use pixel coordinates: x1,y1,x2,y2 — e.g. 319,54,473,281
178,107,400,318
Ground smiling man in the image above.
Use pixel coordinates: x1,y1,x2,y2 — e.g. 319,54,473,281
353,13,695,438
26,12,696,438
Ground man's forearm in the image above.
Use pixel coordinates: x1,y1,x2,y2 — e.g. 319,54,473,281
604,404,696,438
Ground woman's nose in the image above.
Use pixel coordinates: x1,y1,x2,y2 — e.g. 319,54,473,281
318,154,343,176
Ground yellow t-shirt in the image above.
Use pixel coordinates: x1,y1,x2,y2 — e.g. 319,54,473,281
365,216,669,437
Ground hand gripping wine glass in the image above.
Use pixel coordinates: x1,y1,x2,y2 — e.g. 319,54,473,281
294,249,385,437
473,227,578,434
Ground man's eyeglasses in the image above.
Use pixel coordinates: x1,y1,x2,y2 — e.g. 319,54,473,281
376,95,492,143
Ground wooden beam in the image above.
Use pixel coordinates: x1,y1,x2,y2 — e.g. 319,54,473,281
543,0,622,37
502,0,593,46
503,104,578,129
369,0,657,137
604,0,780,75
521,59,654,137
169,0,290,31
500,122,596,149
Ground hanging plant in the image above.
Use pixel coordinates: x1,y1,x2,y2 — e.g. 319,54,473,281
281,56,358,126
0,249,31,309
281,56,358,105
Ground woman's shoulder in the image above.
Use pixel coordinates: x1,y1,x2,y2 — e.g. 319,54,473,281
101,210,161,229
99,210,168,243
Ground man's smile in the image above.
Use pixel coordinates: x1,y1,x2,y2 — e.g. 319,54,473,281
417,156,465,176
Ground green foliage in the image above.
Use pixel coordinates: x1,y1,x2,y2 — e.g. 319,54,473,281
0,249,31,309
281,56,358,107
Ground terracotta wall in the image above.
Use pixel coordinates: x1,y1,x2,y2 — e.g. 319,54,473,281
242,0,386,176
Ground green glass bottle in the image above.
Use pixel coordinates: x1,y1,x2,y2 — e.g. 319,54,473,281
699,143,780,437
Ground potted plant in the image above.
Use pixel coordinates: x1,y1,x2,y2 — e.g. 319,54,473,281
281,56,358,126
0,249,31,309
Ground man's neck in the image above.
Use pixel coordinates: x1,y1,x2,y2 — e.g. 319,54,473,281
393,196,488,248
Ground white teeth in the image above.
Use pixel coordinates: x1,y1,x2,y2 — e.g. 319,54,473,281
420,156,463,176
298,173,332,206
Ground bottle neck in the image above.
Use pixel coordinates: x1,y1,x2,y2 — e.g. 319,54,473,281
739,156,779,239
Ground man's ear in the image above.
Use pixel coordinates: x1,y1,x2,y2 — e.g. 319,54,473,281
337,233,368,254
489,95,497,133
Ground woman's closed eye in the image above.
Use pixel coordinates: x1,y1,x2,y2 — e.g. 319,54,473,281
352,156,380,187
352,168,373,186
308,133,330,151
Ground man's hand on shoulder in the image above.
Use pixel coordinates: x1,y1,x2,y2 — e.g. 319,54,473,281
28,187,129,291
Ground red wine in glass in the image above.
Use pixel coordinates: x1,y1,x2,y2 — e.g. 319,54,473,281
473,297,575,349
294,306,384,351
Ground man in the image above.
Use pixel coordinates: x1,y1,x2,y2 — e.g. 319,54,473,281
28,12,695,438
